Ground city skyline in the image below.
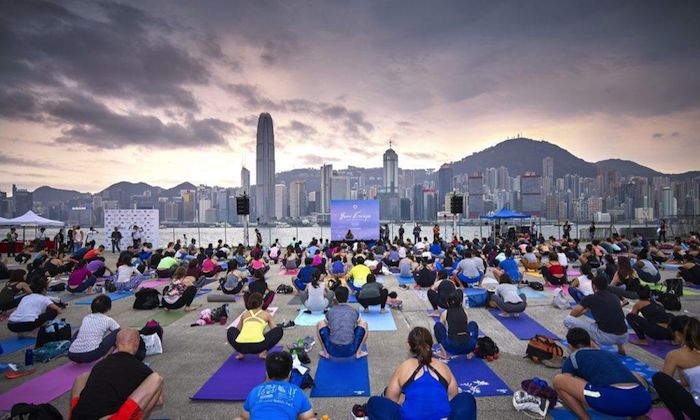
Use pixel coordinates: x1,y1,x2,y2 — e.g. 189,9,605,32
1,1,699,193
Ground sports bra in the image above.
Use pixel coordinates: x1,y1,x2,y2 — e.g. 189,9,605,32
236,310,266,343
400,363,452,420
401,362,449,391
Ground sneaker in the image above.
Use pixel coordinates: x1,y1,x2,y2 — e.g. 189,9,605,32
512,391,549,418
280,321,295,329
351,404,367,419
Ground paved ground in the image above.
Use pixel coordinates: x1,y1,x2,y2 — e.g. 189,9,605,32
1,254,698,419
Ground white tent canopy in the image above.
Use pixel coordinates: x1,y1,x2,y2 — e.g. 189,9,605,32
0,210,64,227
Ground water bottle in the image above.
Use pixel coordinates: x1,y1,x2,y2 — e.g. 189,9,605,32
24,349,33,367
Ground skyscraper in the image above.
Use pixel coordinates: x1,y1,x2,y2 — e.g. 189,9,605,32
289,181,307,220
255,113,275,222
241,166,250,193
320,164,333,213
542,157,554,178
383,144,399,194
275,183,288,220
437,164,454,210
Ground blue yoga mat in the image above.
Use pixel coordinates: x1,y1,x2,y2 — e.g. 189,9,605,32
397,276,414,284
448,357,512,397
0,336,35,355
294,309,325,326
75,291,134,305
310,346,370,397
348,294,358,303
520,287,547,299
360,309,397,331
550,408,624,419
488,309,559,340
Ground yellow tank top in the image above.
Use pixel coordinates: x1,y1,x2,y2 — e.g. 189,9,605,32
235,310,266,343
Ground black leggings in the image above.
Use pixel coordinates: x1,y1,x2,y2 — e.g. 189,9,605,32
679,266,700,285
220,278,245,295
357,289,389,309
652,372,700,420
415,273,435,288
161,286,197,309
8,308,59,333
541,266,567,285
625,313,672,340
427,289,463,311
608,285,639,300
227,326,283,354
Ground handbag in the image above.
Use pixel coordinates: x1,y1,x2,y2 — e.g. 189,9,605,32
552,288,570,310
140,333,163,356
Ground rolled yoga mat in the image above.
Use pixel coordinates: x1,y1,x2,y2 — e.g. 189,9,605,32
310,345,370,397
487,308,560,340
207,294,237,303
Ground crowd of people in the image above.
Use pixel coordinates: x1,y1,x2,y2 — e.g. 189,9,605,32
1,223,700,419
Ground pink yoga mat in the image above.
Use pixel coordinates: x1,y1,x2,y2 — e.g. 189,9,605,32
137,279,172,289
226,307,278,329
0,361,97,410
566,269,582,277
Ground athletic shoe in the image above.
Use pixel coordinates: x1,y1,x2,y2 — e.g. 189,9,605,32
5,364,35,379
351,404,367,419
512,390,549,418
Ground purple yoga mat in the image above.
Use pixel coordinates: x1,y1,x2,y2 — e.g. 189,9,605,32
0,361,97,410
629,333,679,359
487,308,560,340
137,279,171,289
192,346,283,401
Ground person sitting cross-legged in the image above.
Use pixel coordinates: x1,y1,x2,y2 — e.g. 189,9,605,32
365,327,477,420
69,328,164,420
300,270,334,313
227,292,284,359
347,256,372,292
553,328,651,419
242,350,315,420
316,286,368,359
434,292,478,359
564,275,628,355
292,258,318,292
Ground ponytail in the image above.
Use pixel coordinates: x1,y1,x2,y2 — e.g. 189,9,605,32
311,270,320,288
684,317,700,352
408,327,433,365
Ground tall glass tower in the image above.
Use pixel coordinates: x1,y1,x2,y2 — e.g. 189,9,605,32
383,143,399,195
255,113,276,222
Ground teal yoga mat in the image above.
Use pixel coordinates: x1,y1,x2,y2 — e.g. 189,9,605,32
75,291,134,305
359,308,397,331
293,309,326,326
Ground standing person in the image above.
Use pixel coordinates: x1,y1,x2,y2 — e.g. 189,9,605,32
563,220,572,240
6,227,18,257
36,227,47,250
383,224,390,242
589,221,596,241
131,225,142,248
530,221,537,239
433,224,440,241
66,226,74,254
255,228,263,245
86,227,98,248
73,226,84,253
53,228,65,252
413,225,422,244
111,227,122,253
658,219,667,243
398,224,405,243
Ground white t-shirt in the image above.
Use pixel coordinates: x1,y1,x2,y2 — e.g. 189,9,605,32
576,275,594,296
558,252,568,267
74,230,84,242
304,284,328,313
69,313,120,354
9,294,54,323
116,265,140,283
86,230,97,243
398,247,407,259
496,284,523,304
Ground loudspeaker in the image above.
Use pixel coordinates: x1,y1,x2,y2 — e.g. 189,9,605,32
236,195,250,215
450,195,464,214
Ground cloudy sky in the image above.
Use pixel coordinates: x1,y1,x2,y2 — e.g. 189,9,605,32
1,0,699,193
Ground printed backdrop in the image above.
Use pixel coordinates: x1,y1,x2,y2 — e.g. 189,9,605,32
330,200,379,241
103,209,159,248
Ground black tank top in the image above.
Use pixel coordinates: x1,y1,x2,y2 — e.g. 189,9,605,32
437,280,456,296
446,307,469,342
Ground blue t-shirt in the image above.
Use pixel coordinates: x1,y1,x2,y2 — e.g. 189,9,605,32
307,246,319,257
498,258,521,281
561,348,639,387
332,260,345,274
243,380,312,419
430,243,442,255
297,266,316,283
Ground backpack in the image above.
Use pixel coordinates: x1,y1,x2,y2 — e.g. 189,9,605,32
47,283,66,292
10,402,63,420
210,304,230,322
656,292,681,311
104,280,117,293
666,277,683,297
34,340,71,363
36,320,72,348
289,367,314,390
276,285,294,294
474,336,499,360
133,288,161,310
528,281,544,292
525,335,564,366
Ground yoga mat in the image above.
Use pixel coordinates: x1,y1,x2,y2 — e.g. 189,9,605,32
348,294,358,303
0,360,98,410
130,309,190,328
227,307,278,329
195,288,212,298
310,346,370,397
137,279,171,289
447,357,512,397
281,268,299,276
427,308,444,318
397,275,414,284
562,341,658,383
360,309,396,331
207,294,237,303
75,291,134,305
191,346,283,401
550,408,623,419
487,309,559,340
294,309,326,326
0,336,35,355
520,287,547,299
524,271,543,278
646,407,682,420
566,269,582,277
661,263,681,271
629,333,679,359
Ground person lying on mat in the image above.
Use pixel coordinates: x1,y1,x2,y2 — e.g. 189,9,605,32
652,316,700,420
347,256,372,292
454,249,483,287
292,258,318,292
228,292,283,359
316,286,368,359
494,249,522,283
365,327,476,420
564,275,628,355
626,286,674,347
568,264,595,304
70,328,164,420
7,278,60,336
541,252,567,286
161,267,199,312
67,259,97,294
553,328,651,420
301,270,334,314
220,260,247,295
242,350,315,420
69,295,129,363
245,269,275,310
357,273,389,313
428,272,463,316
434,292,478,359
413,258,437,289
488,273,526,317
0,269,32,312
155,255,179,278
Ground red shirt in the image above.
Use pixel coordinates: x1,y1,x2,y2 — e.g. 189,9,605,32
83,249,99,260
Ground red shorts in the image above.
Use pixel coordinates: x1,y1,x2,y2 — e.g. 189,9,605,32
70,397,142,420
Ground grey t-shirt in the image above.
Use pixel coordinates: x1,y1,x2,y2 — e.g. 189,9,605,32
358,282,383,300
326,304,359,345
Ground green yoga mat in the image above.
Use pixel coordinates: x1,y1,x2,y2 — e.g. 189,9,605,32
131,309,194,328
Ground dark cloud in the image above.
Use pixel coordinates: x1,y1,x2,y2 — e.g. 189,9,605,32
0,90,42,121
260,35,298,66
0,155,45,167
671,132,681,137
652,133,664,138
282,120,318,138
